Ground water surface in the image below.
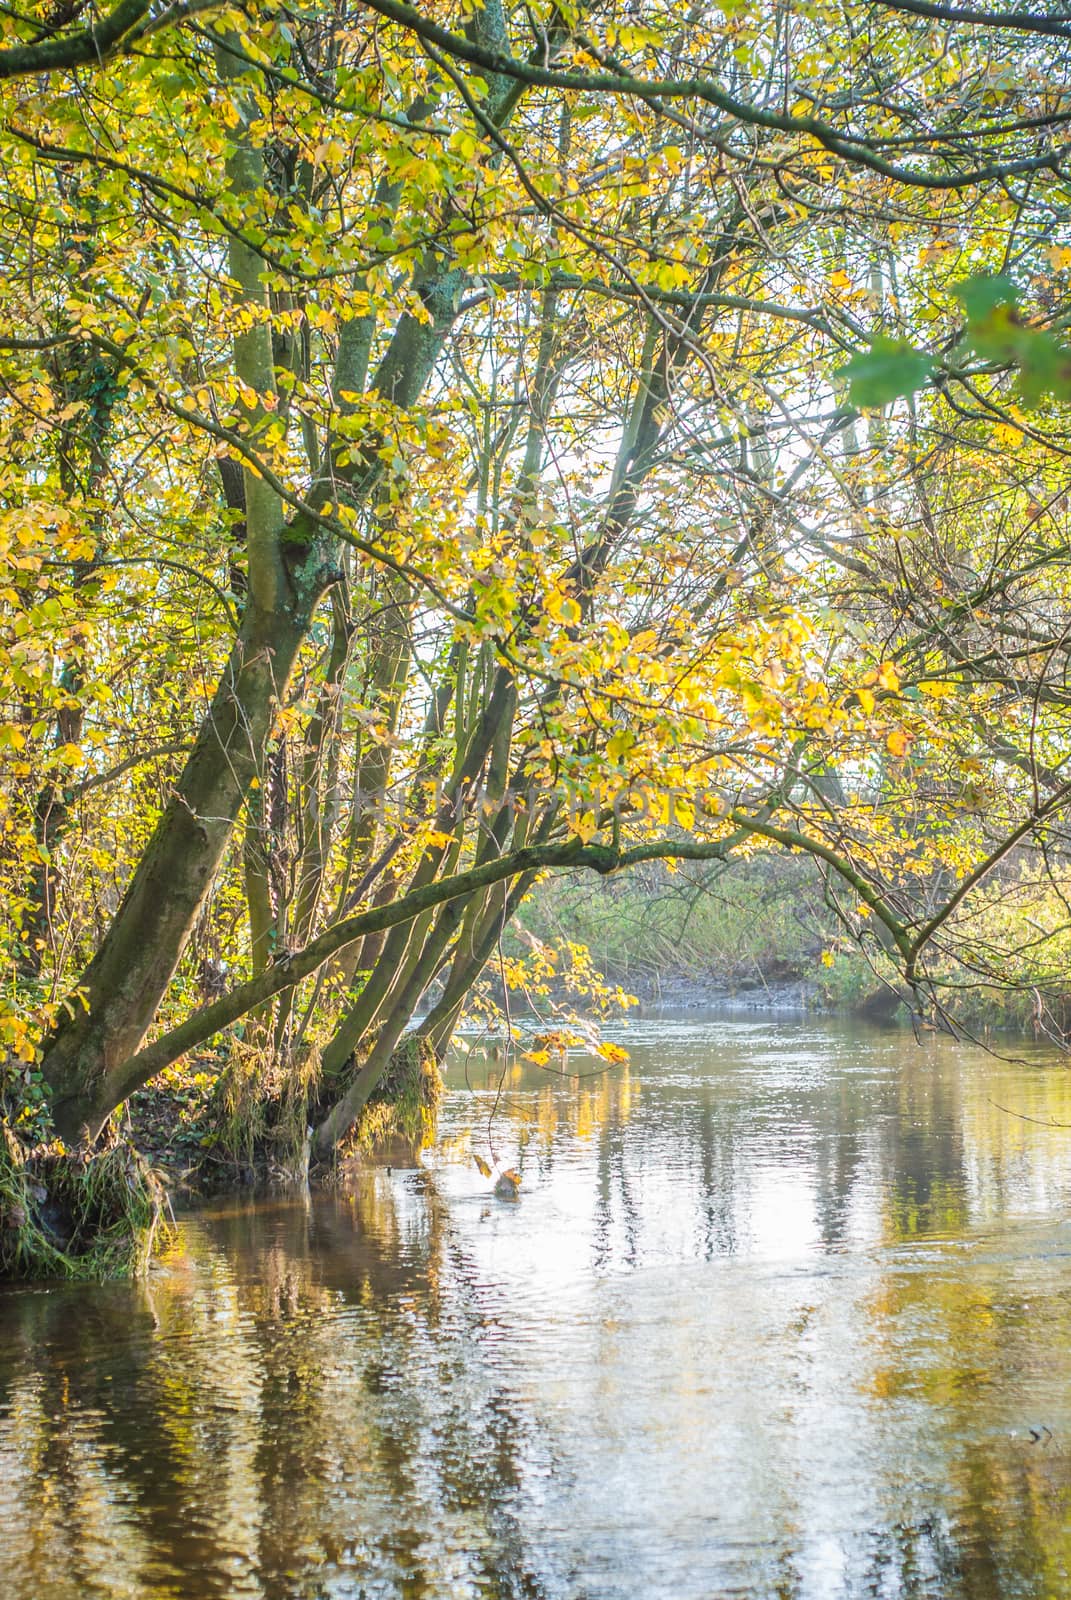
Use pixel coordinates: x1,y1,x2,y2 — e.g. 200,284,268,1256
4,1013,1071,1598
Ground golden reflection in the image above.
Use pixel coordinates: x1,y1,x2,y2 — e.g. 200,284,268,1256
2,1024,1071,1598
444,1048,638,1160
857,1046,1071,1595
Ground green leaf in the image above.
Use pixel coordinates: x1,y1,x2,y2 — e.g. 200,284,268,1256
952,273,1018,321
960,298,1071,404
838,338,934,407
1016,333,1071,405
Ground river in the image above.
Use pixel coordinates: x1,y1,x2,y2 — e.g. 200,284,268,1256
3,1012,1071,1598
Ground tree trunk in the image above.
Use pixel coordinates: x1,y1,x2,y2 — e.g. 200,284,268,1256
40,591,325,1141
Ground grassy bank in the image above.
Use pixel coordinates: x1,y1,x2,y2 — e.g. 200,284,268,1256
511,857,1071,1041
511,857,842,999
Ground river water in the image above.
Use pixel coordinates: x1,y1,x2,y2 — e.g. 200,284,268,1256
3,1012,1071,1599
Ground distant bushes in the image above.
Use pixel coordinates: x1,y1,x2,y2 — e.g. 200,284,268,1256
514,856,1071,1044
512,857,836,995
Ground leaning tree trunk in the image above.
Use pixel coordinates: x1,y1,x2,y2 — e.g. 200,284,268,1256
40,593,326,1141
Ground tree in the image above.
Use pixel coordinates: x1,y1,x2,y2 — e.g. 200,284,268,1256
1,0,1070,1165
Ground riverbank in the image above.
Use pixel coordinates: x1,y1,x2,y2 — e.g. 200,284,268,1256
630,971,824,1011
513,861,1071,1038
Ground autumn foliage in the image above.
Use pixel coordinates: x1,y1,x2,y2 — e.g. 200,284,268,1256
0,0,1070,1193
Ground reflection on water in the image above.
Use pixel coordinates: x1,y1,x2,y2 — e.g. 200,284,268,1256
4,1014,1071,1598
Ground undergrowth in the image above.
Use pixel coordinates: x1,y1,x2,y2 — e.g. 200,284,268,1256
0,1120,170,1280
352,1036,442,1154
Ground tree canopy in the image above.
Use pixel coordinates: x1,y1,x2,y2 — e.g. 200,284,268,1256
2,0,1071,1160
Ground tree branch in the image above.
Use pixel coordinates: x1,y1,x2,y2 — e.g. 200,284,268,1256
0,0,217,81
872,0,1071,40
103,811,909,1102
355,0,1070,191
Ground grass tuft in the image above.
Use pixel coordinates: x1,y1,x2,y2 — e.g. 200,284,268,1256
1,1120,171,1280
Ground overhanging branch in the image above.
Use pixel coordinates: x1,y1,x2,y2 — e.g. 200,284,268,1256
355,0,1070,191
107,818,888,1100
0,0,217,81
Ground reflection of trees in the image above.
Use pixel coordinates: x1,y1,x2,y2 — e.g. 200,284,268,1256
691,1095,756,1259
6,1029,1071,1598
443,1027,1071,1598
591,1113,640,1272
0,1286,161,1597
881,1062,969,1240
855,1279,1071,1600
444,1030,1068,1266
459,1029,970,1260
858,1058,1071,1600
0,1183,559,1600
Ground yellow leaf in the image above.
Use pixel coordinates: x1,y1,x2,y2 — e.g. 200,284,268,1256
673,795,695,829
547,590,581,627
886,728,910,758
571,810,597,843
598,1041,629,1065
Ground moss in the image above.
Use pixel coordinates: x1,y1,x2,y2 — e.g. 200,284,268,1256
203,1042,319,1181
353,1036,442,1154
0,1121,170,1281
